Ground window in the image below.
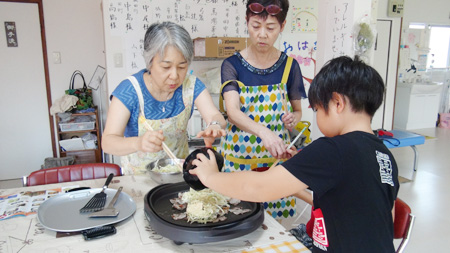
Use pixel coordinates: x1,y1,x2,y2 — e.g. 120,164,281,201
427,26,450,69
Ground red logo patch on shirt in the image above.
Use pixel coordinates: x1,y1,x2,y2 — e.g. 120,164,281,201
312,208,329,250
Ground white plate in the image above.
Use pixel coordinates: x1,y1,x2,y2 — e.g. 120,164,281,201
37,188,136,232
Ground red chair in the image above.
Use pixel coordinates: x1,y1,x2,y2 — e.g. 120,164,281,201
394,198,415,253
23,163,123,186
301,198,415,252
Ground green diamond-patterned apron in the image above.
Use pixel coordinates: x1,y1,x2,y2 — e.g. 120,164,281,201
219,57,296,219
120,75,194,175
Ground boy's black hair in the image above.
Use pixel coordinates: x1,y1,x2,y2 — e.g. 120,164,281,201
308,56,385,117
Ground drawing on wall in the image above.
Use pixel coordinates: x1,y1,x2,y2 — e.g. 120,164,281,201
281,35,317,87
290,1,318,33
88,65,106,90
278,0,317,107
406,29,420,47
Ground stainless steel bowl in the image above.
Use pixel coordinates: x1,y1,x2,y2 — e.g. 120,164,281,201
146,159,184,184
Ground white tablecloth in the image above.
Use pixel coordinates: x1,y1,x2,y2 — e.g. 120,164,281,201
0,175,309,252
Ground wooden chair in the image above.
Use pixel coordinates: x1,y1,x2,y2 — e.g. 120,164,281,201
394,198,416,253
23,163,123,186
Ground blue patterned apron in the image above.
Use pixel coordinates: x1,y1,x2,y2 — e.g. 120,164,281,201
219,57,296,219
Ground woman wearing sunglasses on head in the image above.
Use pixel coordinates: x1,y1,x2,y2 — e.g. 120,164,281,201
219,0,307,219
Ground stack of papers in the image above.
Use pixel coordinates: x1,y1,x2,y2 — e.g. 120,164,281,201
59,138,85,151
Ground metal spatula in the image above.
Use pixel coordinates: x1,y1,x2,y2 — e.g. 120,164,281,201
89,187,122,218
80,173,114,213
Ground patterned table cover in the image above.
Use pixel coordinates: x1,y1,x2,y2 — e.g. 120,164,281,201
0,175,309,253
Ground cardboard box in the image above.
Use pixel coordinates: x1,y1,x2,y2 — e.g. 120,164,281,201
194,37,248,58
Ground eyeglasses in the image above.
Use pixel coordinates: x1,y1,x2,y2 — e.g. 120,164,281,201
248,3,283,16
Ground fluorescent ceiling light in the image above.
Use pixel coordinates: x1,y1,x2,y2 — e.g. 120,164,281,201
409,23,426,29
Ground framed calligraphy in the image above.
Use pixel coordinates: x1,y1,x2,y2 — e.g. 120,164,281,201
4,21,18,47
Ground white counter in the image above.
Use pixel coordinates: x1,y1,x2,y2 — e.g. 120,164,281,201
394,83,443,130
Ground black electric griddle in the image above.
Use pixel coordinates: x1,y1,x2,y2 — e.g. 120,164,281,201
144,182,264,244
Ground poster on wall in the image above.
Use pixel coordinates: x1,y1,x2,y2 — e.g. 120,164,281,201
323,0,355,60
279,33,317,120
290,1,318,33
280,34,317,87
281,0,319,120
105,0,247,72
284,0,318,84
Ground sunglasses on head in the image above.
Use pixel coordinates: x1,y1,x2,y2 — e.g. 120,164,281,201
248,3,282,16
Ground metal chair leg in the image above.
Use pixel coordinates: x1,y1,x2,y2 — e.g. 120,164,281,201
410,145,419,172
396,214,416,253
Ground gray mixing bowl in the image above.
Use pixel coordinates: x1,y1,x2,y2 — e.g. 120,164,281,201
146,159,184,184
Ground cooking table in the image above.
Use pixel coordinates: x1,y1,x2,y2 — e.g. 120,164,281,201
0,175,309,253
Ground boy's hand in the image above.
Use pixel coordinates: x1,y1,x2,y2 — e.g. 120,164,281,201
189,149,220,184
285,144,298,158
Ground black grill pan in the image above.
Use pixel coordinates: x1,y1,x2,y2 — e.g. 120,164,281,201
144,182,264,244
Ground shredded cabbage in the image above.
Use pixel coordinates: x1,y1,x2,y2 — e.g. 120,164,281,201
153,164,179,173
182,188,230,224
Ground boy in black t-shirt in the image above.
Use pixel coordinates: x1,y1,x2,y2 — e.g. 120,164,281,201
190,56,399,252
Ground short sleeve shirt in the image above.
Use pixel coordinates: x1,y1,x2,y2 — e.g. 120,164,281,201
221,52,307,100
111,69,206,137
282,131,399,252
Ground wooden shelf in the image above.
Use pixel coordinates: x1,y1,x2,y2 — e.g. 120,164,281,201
55,107,102,164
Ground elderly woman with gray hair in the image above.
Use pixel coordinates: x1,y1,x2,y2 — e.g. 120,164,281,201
103,21,226,175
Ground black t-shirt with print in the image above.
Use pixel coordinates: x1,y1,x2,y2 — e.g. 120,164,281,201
282,131,399,253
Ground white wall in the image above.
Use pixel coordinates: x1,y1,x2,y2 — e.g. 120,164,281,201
4,0,447,167
391,0,450,128
394,0,450,74
375,0,449,42
43,0,107,157
0,2,53,179
403,0,450,26
378,0,450,50
312,0,375,140
354,0,448,131
374,0,402,130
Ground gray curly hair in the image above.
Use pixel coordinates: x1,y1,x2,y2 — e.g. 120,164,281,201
142,21,194,69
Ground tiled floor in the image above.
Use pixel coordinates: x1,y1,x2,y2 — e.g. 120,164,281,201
1,127,449,252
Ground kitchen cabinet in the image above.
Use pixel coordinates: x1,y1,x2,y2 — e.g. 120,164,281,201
394,83,443,130
55,107,102,164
